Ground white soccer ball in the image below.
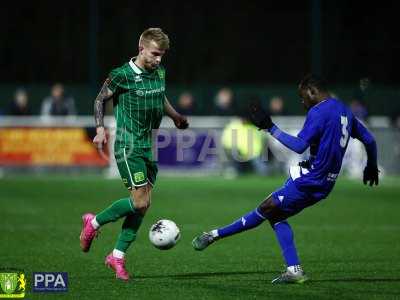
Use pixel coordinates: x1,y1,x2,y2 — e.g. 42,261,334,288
149,219,181,250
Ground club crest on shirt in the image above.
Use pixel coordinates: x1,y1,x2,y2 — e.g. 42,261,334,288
134,75,142,83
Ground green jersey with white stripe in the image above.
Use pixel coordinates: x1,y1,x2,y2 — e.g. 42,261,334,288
108,59,166,148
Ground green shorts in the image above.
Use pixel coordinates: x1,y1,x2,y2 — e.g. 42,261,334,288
114,146,158,189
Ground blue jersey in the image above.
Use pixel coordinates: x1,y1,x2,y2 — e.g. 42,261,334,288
269,97,376,213
289,98,361,199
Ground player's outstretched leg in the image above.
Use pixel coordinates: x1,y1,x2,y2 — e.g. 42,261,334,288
80,197,135,252
105,212,144,281
193,189,309,284
192,208,266,251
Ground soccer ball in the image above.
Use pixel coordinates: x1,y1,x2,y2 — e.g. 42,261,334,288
149,219,181,250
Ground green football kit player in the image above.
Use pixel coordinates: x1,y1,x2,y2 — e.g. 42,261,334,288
80,28,188,281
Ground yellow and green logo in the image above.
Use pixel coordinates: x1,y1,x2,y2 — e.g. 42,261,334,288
0,272,25,298
134,172,145,183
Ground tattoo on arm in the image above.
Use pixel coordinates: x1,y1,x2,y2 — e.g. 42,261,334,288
94,78,114,127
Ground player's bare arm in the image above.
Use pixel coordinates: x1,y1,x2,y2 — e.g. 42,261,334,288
164,96,189,129
93,78,114,148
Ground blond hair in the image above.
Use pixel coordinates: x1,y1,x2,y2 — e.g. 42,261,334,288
139,28,170,50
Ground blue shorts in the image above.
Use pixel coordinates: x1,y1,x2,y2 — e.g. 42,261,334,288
271,178,321,218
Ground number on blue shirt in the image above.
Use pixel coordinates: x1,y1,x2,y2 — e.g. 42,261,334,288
340,116,349,148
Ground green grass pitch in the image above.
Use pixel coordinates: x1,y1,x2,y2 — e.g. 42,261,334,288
1,175,400,299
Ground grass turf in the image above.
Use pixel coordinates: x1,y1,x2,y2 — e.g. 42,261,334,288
1,175,400,299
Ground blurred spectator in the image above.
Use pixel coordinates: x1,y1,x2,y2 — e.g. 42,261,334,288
8,88,31,115
41,83,76,116
268,96,287,116
353,77,370,101
176,91,196,115
350,99,368,121
248,95,287,174
343,78,371,178
221,103,267,178
350,77,370,121
214,87,235,115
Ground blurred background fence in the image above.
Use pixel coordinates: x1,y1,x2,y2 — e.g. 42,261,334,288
0,116,398,179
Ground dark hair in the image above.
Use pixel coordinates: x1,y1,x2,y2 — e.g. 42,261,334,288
299,74,328,92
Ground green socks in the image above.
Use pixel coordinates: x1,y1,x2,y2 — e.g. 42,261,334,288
95,198,135,226
95,197,145,253
115,213,144,252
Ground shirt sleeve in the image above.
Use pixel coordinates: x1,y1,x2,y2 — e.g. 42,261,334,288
107,68,126,93
297,108,323,145
351,117,377,166
269,125,309,154
350,117,375,144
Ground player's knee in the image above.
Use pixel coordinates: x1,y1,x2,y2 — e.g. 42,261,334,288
257,196,276,217
258,196,288,226
131,189,150,214
132,197,150,213
133,186,147,198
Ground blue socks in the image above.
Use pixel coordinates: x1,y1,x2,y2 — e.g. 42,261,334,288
215,209,300,267
273,221,300,266
217,209,265,238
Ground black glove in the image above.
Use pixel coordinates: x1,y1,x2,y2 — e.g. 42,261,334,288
363,165,379,186
298,160,311,169
249,103,274,130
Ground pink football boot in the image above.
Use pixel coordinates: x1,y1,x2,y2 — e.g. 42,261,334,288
79,213,98,252
105,253,130,281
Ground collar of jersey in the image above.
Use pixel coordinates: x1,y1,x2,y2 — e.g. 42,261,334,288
129,58,160,76
129,59,143,74
313,97,335,109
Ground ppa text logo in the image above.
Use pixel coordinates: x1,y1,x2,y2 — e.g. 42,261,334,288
33,272,68,293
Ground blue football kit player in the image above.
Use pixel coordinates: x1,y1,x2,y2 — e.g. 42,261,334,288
192,74,379,284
